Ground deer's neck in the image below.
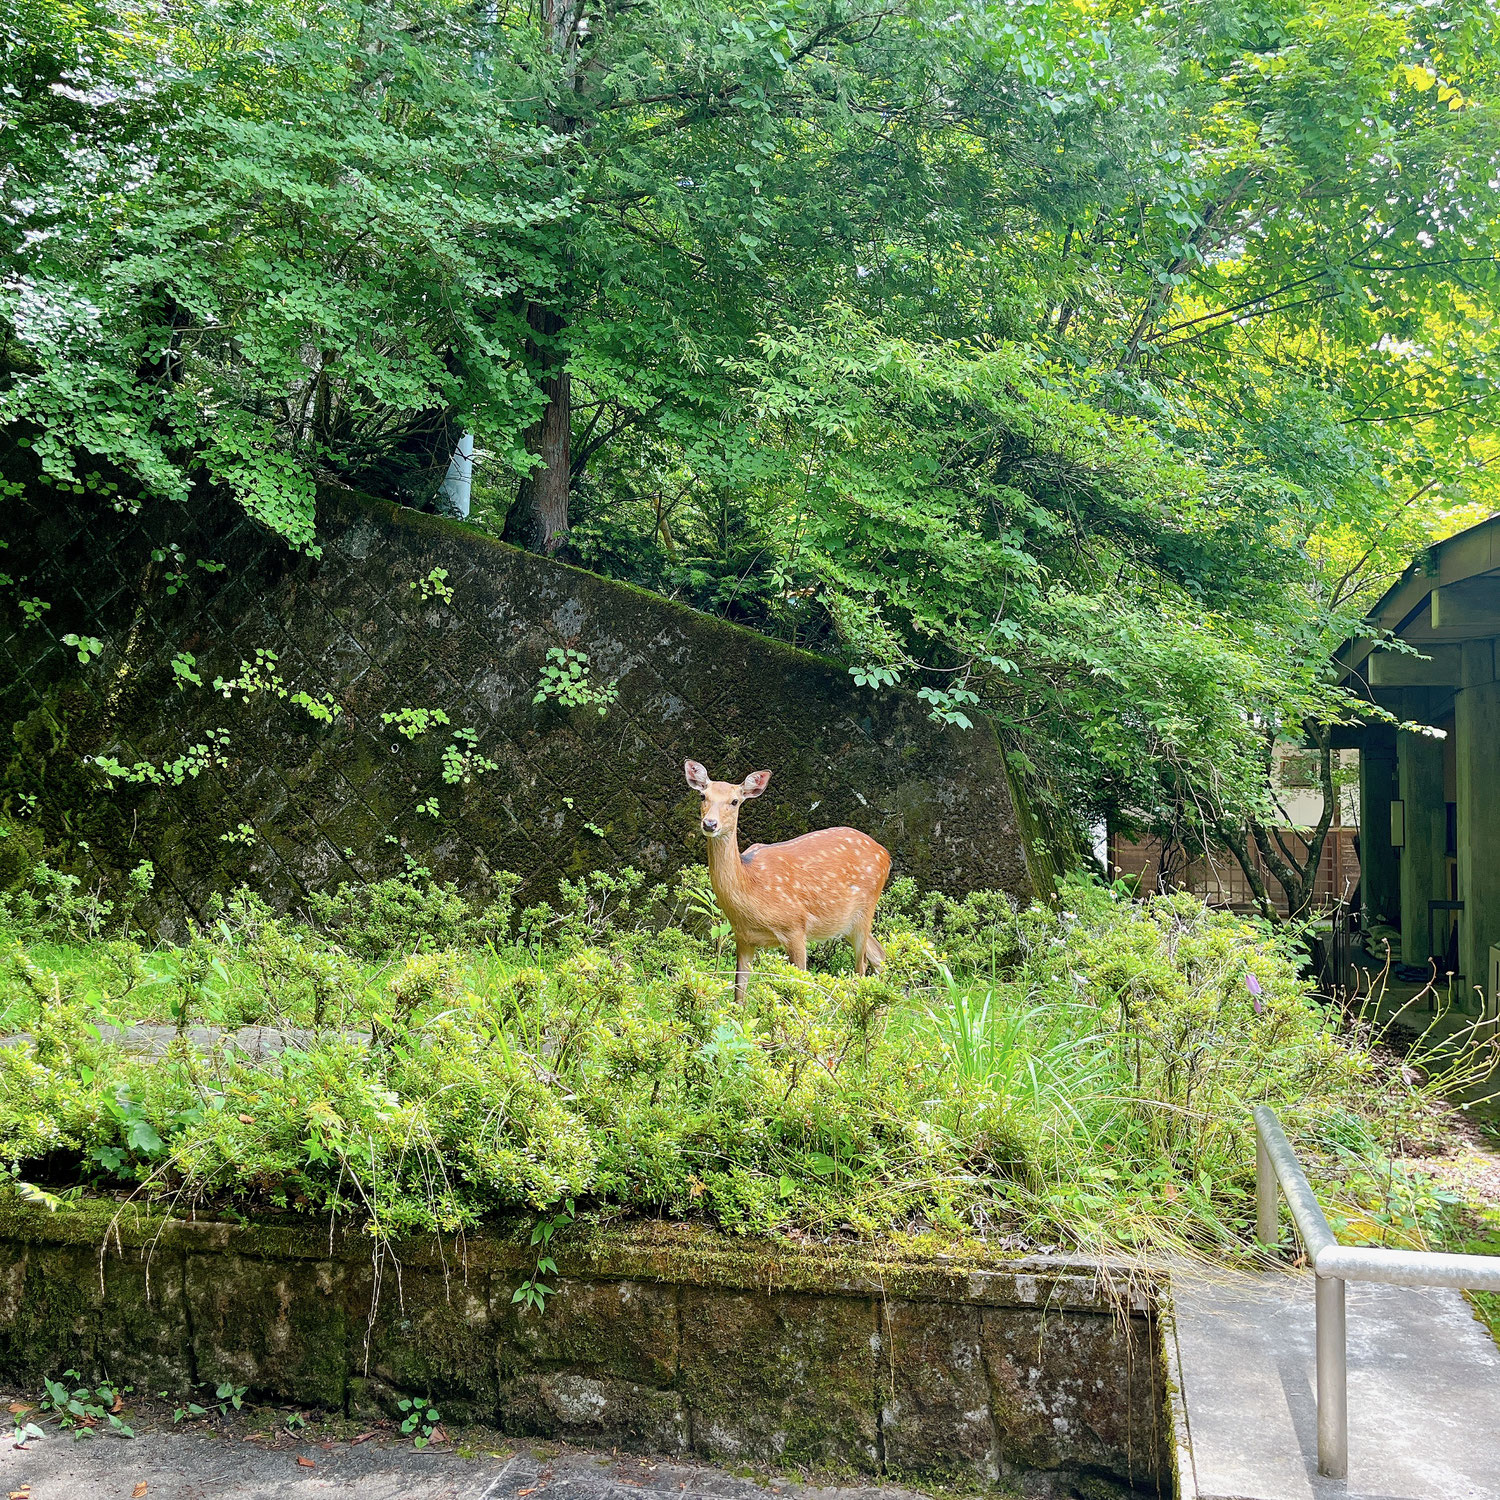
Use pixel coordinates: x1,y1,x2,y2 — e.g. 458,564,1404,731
705,829,749,905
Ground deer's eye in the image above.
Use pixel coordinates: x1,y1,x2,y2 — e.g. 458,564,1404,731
731,798,739,806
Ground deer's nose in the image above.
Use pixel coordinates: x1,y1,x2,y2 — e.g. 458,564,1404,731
701,817,719,834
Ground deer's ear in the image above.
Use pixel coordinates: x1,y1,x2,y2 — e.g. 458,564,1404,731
740,770,772,799
684,759,710,792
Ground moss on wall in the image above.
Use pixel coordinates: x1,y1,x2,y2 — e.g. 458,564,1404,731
0,457,1032,931
0,1202,1171,1494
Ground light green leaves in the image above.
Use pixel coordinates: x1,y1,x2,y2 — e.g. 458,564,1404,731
290,690,341,723
210,651,340,719
382,707,451,740
442,729,499,786
214,648,284,703
91,729,231,786
917,685,980,731
171,652,204,690
61,633,103,664
533,647,618,716
413,567,455,604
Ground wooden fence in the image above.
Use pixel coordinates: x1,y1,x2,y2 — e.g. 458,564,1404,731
1109,828,1360,917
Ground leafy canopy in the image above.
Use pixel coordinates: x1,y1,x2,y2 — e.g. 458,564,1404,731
4,0,1500,835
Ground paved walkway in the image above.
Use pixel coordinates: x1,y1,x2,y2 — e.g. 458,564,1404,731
1171,1268,1500,1500
0,1430,938,1500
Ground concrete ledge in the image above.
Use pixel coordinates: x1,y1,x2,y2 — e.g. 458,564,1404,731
0,1204,1171,1496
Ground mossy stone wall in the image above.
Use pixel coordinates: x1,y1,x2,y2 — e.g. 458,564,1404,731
0,1205,1172,1496
0,470,1033,930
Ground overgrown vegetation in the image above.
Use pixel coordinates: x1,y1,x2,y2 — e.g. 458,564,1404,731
0,858,1483,1261
6,0,1500,870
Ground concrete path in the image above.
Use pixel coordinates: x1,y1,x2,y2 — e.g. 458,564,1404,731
0,1024,340,1060
1171,1268,1500,1500
0,1428,937,1500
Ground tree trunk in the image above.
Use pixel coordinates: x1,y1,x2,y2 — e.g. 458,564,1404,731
504,305,572,555
1257,723,1338,923
1219,822,1280,924
504,0,583,556
1219,724,1338,924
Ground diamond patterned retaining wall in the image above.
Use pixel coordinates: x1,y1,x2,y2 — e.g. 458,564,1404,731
0,467,1032,933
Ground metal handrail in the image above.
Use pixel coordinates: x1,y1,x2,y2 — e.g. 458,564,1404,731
1253,1104,1500,1479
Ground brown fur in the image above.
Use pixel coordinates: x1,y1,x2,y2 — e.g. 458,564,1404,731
684,761,892,1002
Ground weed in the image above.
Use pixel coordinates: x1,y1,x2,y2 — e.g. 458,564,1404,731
533,647,618,716
92,729,232,787
381,707,450,740
397,1395,442,1446
290,689,341,722
213,648,284,702
40,1370,135,1439
214,1380,248,1416
442,728,499,786
171,651,203,689
513,1199,576,1312
413,567,454,604
167,1379,245,1423
61,633,103,664
10,1413,43,1446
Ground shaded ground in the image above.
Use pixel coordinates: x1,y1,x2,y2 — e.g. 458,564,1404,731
0,1402,940,1500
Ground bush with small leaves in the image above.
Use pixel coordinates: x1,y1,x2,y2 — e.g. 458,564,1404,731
0,860,1476,1261
306,867,476,958
385,950,463,1022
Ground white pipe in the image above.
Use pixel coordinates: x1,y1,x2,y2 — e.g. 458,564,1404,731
1252,1105,1337,1258
440,432,474,519
1317,1243,1500,1289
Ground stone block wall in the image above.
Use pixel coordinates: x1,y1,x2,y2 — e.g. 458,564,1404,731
0,458,1034,930
0,1206,1172,1497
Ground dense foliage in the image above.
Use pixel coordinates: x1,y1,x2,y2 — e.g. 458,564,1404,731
0,860,1469,1256
4,0,1500,853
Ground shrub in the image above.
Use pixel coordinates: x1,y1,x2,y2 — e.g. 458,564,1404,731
306,866,517,958
878,876,1021,976
0,862,1475,1262
0,861,114,942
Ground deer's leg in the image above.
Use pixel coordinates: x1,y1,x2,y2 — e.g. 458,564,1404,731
852,926,869,977
785,932,808,970
735,942,754,1005
865,932,887,972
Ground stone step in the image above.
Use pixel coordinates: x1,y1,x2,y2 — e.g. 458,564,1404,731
1169,1268,1500,1500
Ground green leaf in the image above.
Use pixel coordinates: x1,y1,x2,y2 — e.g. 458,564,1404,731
125,1119,165,1156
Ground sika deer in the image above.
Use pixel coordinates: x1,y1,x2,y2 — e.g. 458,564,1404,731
684,760,892,1002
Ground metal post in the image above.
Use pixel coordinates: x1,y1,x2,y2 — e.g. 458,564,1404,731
1316,1272,1348,1480
1252,1104,1500,1482
1256,1126,1278,1248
